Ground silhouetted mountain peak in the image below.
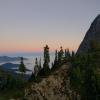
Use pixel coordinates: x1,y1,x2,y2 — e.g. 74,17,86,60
77,14,100,54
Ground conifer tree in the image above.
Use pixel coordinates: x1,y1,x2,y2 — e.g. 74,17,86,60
65,49,67,58
54,50,58,64
29,72,35,82
39,58,42,71
44,45,50,63
29,58,42,82
54,50,58,63
19,57,26,74
34,58,39,76
71,51,75,57
43,45,50,75
52,50,58,70
66,49,71,58
58,46,64,63
51,62,54,68
64,49,67,62
64,48,71,62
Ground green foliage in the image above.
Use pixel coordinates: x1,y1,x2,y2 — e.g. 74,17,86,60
42,45,50,76
71,51,75,58
29,72,41,83
70,66,82,92
39,58,42,70
54,50,58,63
19,57,26,73
34,58,39,76
43,61,50,76
58,46,64,63
29,58,42,82
52,48,72,71
0,67,26,100
65,49,71,59
89,39,100,52
51,50,58,71
44,45,50,63
70,40,100,100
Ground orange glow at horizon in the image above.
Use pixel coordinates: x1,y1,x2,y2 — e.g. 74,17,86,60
0,41,79,53
0,34,80,53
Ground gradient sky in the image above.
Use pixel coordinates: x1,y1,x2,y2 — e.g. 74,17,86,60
0,0,100,55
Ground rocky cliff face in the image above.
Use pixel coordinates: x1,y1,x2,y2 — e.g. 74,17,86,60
24,64,71,100
77,14,100,54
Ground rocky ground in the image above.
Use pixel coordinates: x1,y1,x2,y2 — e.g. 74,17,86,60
24,63,71,100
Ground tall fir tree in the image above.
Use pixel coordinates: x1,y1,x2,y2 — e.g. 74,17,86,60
64,49,67,62
29,58,41,82
44,45,50,63
58,46,64,63
71,51,75,57
66,49,71,58
65,49,67,58
52,50,58,70
64,48,71,61
54,50,58,63
43,45,50,76
34,58,39,76
19,57,26,74
39,58,42,71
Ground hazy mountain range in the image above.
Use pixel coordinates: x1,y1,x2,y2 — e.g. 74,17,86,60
0,56,27,63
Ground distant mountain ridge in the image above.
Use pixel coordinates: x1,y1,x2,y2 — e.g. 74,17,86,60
0,56,27,62
1,63,19,71
77,14,100,54
0,62,31,80
0,62,31,72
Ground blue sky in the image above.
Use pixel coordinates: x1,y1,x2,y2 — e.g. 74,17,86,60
0,0,100,55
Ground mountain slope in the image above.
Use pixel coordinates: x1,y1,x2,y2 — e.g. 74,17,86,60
77,14,100,54
24,64,71,100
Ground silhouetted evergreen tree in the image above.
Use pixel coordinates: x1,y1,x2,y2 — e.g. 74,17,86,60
54,50,58,63
19,57,26,74
65,48,71,58
28,72,35,82
58,46,64,64
39,58,42,71
44,45,50,63
51,50,58,70
64,49,67,61
39,45,50,76
71,51,75,57
51,62,54,68
29,58,41,82
34,58,39,76
70,51,75,63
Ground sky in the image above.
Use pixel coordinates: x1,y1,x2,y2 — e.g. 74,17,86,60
0,0,100,55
